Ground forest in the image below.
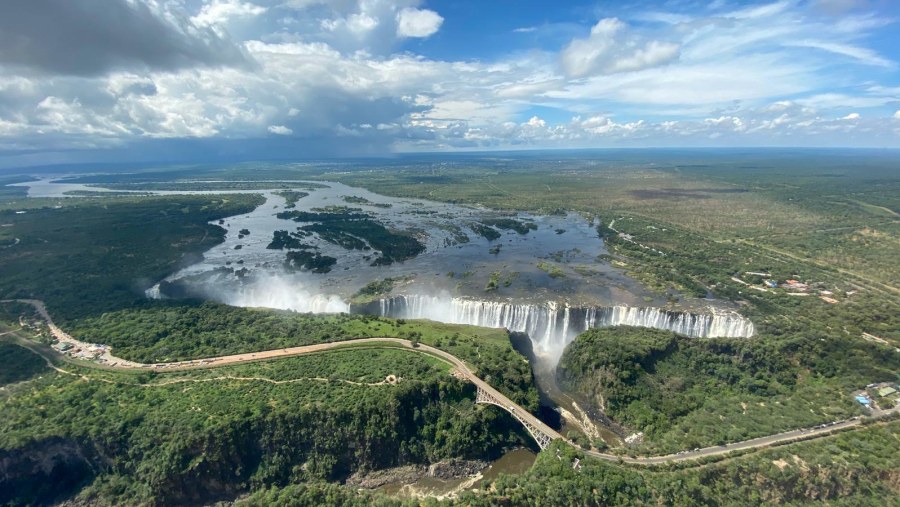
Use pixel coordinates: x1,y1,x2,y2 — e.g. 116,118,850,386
557,326,899,453
220,421,900,506
0,339,527,506
64,300,539,410
276,209,425,265
0,193,264,324
0,151,897,505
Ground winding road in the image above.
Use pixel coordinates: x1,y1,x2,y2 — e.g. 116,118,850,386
2,298,895,466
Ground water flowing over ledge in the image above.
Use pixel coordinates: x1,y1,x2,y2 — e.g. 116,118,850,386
364,295,755,365
147,280,755,367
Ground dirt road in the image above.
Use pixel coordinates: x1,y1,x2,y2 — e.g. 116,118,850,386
3,299,894,466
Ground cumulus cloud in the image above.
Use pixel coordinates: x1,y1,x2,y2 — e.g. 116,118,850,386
0,0,252,76
268,125,293,135
396,7,444,38
1,0,899,164
321,12,379,35
842,112,861,120
560,18,679,78
192,0,267,27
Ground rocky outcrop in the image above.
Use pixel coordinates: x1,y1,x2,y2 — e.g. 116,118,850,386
0,437,97,506
345,459,488,489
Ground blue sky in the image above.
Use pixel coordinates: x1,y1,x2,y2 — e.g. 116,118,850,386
1,0,899,167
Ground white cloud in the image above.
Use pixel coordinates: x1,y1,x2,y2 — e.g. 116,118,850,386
526,116,546,127
727,1,793,20
797,93,896,109
192,0,267,27
551,54,812,106
322,12,379,35
560,18,679,78
268,125,293,135
832,14,895,33
705,115,746,131
788,40,894,68
2,0,900,158
396,7,443,38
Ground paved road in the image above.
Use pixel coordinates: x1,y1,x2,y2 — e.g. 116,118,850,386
3,298,893,466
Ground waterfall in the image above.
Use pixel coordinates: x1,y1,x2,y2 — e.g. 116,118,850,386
371,294,755,364
147,274,351,314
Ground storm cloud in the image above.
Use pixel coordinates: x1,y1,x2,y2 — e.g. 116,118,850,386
0,0,252,76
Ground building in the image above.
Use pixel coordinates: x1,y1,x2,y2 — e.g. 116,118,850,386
876,386,897,397
855,394,872,406
782,279,809,291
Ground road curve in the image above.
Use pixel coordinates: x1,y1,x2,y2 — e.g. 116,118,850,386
144,337,565,445
3,297,565,446
3,299,893,466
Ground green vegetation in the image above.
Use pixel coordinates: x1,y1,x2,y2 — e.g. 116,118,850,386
66,177,325,192
274,190,309,208
0,176,31,200
234,420,900,506
300,152,897,311
0,344,527,506
0,194,264,324
485,271,501,292
462,424,900,506
557,326,899,453
468,222,501,241
536,261,565,278
350,277,408,304
62,190,154,197
435,223,470,245
301,223,370,250
285,250,338,273
65,301,538,409
481,218,537,235
2,153,898,505
0,341,49,386
277,209,424,265
343,195,392,208
266,229,314,250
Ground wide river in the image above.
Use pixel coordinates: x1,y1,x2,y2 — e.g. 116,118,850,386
10,176,756,485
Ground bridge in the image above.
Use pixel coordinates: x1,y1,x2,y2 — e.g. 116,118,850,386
4,299,562,449
10,298,880,460
12,299,880,465
475,385,557,449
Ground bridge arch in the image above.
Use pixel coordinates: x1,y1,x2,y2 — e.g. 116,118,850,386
475,385,556,449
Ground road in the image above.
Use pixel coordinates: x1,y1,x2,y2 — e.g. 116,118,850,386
3,298,894,466
2,299,143,367
586,417,871,465
141,337,565,446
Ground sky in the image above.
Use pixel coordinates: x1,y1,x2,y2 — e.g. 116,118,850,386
1,0,900,167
